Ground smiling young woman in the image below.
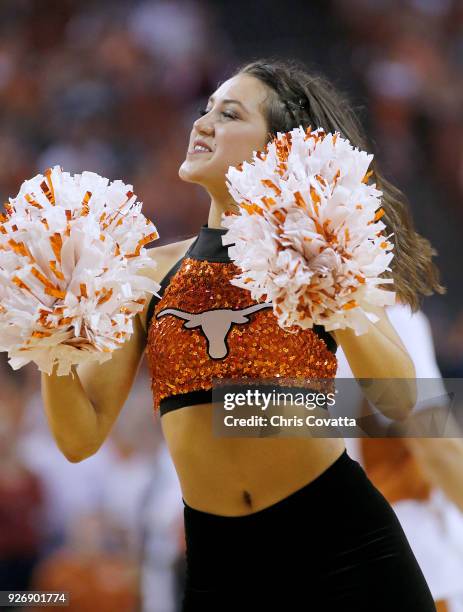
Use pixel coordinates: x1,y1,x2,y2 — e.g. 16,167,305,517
44,57,443,611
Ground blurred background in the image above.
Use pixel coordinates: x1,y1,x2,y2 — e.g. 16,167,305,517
0,0,462,610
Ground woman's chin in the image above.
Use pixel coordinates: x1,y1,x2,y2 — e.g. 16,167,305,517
178,159,201,182
178,163,199,183
178,162,212,186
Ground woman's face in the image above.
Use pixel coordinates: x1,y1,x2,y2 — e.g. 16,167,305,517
178,73,270,200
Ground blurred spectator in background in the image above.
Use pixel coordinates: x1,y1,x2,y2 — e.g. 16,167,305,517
28,511,139,612
338,302,463,612
0,384,45,593
138,443,184,612
17,389,115,556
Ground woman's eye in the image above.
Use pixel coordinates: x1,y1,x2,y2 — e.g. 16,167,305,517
197,107,236,119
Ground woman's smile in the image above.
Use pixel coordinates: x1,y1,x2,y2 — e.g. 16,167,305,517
187,148,213,156
188,138,214,156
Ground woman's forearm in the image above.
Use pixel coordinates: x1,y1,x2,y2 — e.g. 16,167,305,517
334,314,417,420
41,363,99,462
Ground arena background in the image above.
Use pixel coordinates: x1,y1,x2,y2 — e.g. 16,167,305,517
0,1,462,610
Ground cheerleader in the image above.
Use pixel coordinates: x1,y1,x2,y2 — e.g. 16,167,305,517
42,58,445,610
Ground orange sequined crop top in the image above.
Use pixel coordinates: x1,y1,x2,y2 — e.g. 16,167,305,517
145,224,338,416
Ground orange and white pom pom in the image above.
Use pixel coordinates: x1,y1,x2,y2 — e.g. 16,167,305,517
221,126,396,335
0,165,161,375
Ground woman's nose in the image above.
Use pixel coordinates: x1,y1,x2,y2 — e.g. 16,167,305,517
194,115,214,134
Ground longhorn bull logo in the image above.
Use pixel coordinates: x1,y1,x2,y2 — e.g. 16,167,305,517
156,302,273,359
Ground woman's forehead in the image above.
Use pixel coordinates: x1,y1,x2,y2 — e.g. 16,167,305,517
210,74,269,112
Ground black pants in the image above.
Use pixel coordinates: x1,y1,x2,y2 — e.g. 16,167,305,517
181,450,436,611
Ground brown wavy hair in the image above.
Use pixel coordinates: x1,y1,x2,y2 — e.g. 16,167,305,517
232,57,445,311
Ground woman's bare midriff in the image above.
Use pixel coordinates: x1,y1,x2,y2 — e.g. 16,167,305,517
161,401,346,517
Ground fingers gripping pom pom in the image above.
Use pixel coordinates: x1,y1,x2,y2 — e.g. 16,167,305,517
221,126,396,336
0,166,161,375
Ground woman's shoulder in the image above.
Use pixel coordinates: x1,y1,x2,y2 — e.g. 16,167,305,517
137,235,197,333
147,234,197,278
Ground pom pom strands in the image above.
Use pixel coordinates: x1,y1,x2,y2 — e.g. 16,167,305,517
0,166,161,375
222,126,396,335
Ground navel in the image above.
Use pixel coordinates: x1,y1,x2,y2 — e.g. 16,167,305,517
242,489,253,508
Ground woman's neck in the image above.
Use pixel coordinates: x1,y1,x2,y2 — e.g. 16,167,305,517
207,195,240,229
